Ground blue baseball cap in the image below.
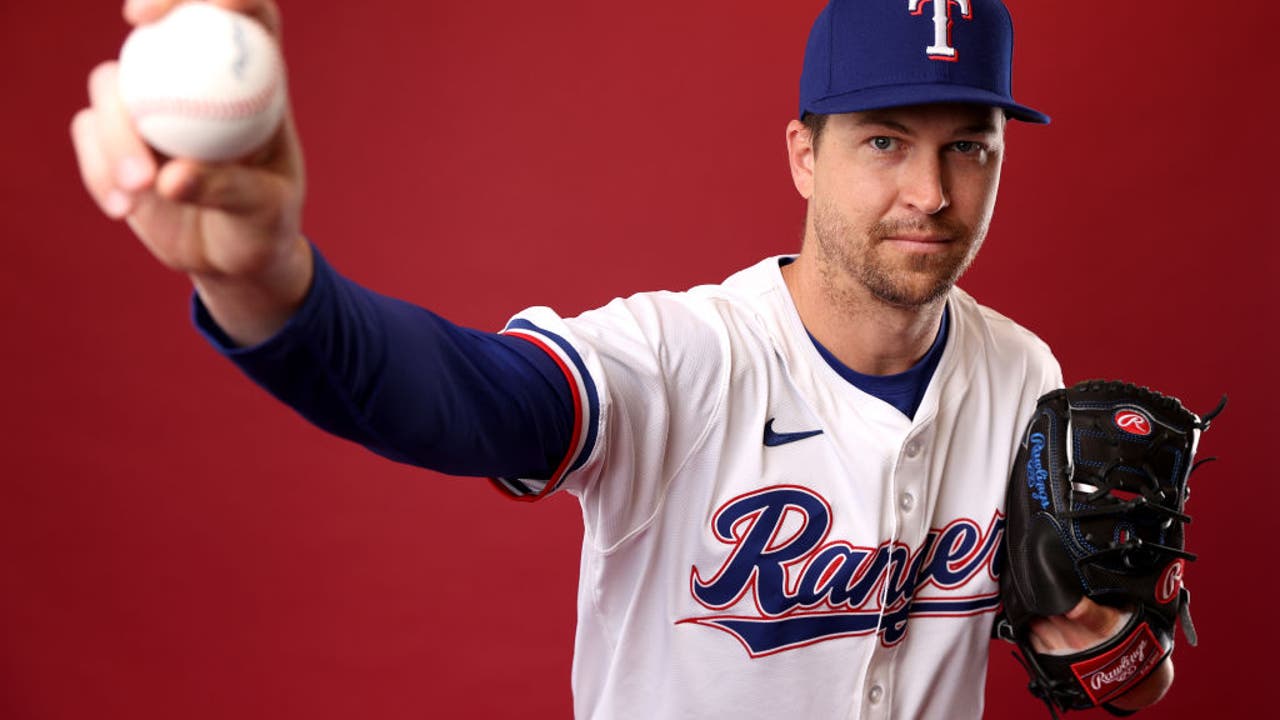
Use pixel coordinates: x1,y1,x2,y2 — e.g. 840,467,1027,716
799,0,1049,123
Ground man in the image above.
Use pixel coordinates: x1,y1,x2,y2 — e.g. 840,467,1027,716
72,0,1174,716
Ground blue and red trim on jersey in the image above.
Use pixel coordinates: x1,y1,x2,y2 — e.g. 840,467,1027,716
492,318,600,500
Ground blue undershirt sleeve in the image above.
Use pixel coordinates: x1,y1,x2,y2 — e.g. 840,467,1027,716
191,245,575,480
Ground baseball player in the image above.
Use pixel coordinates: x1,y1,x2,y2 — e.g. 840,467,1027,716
73,0,1176,717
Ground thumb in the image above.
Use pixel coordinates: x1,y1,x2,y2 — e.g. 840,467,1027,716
1029,598,1133,654
1064,596,1130,637
156,158,291,216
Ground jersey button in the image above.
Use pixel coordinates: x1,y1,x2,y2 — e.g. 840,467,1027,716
899,492,915,513
868,684,884,705
905,440,922,458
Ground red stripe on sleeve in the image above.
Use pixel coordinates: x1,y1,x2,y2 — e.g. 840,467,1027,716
491,330,585,501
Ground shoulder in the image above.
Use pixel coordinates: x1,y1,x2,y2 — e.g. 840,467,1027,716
568,256,787,356
949,287,1061,386
951,287,1054,356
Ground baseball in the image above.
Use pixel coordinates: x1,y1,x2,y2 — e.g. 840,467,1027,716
117,2,286,162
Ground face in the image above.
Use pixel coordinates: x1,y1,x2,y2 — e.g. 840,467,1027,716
791,104,1006,309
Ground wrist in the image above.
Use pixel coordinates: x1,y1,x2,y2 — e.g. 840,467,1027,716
191,234,314,347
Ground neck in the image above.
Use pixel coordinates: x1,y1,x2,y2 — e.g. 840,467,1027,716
781,254,947,376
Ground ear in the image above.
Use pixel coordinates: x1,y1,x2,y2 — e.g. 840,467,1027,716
785,119,815,200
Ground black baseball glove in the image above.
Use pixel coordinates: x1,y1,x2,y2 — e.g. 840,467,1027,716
997,380,1224,717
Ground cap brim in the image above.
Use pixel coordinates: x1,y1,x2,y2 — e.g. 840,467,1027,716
804,83,1050,124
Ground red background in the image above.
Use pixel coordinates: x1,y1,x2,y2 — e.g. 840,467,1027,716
2,1,1275,717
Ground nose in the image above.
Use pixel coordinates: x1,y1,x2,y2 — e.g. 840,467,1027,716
899,152,949,215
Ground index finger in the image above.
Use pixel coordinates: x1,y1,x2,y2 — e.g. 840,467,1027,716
124,0,282,38
87,62,156,195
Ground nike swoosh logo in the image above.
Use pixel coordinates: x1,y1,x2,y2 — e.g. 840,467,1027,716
763,418,824,447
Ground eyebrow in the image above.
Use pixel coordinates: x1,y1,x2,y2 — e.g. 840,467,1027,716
954,122,1000,136
853,117,914,134
852,116,1000,137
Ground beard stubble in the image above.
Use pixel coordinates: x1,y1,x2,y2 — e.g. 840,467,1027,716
812,198,987,309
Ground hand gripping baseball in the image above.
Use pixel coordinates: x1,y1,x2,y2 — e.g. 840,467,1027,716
997,380,1226,717
70,0,310,346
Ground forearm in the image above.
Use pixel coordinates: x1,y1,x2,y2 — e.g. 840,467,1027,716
196,244,574,478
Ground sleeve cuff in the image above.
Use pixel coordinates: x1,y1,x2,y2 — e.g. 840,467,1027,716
488,318,601,501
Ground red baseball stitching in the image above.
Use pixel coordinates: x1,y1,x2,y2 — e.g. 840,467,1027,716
129,70,281,121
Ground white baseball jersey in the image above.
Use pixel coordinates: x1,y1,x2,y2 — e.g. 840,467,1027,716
497,256,1062,719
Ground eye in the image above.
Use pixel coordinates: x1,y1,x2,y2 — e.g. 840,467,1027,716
869,136,898,151
951,140,984,155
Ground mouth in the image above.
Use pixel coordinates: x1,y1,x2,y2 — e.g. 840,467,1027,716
882,235,955,252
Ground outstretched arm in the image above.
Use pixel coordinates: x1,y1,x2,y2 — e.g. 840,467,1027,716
71,0,576,481
199,248,575,479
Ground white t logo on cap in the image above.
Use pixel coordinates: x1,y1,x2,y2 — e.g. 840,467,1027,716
908,0,973,61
